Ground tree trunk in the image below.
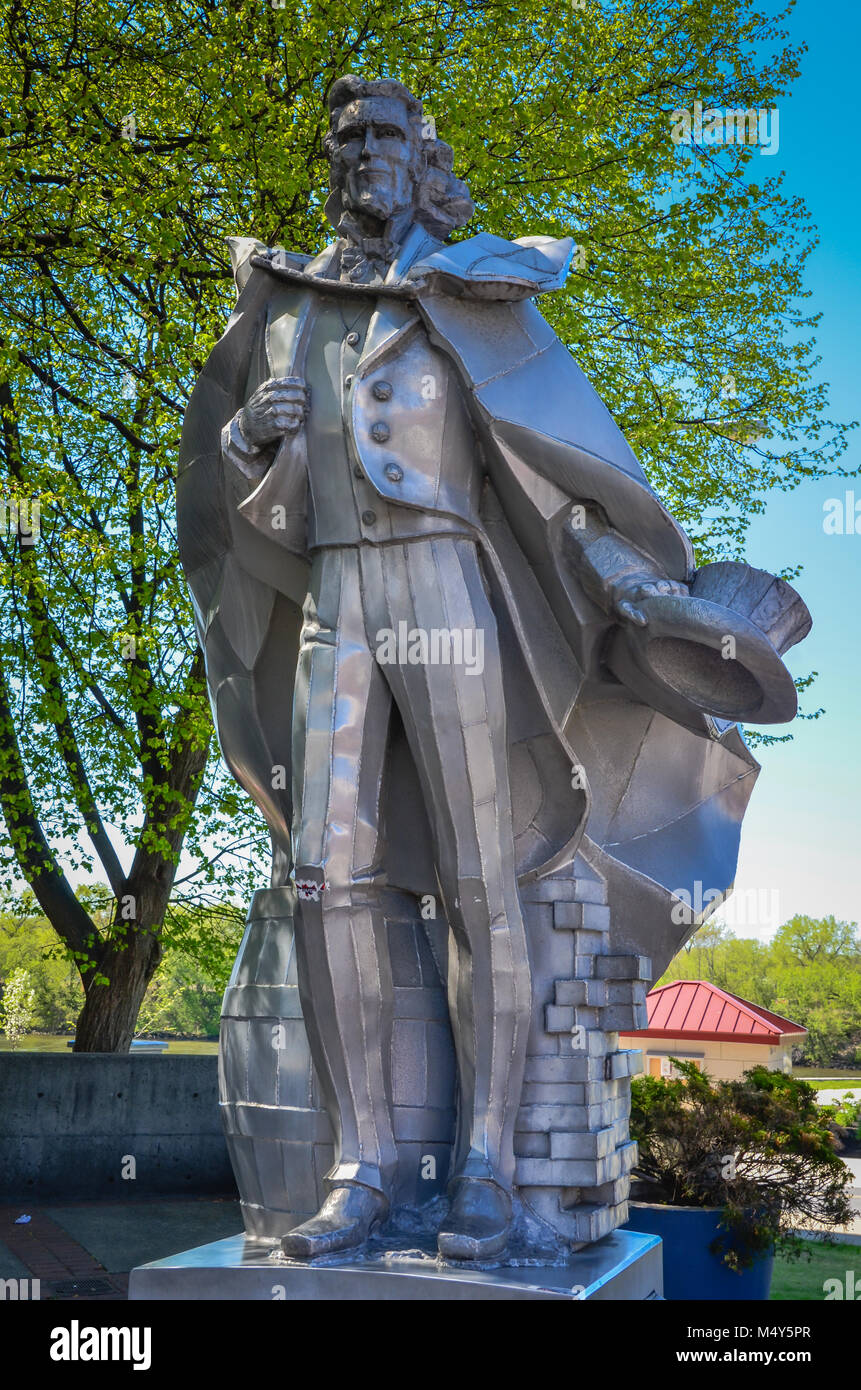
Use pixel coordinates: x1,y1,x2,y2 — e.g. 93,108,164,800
73,926,162,1053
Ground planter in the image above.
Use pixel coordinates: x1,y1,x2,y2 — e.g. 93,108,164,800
624,1201,775,1301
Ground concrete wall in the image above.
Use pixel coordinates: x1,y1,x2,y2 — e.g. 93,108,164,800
0,1054,236,1201
620,1036,794,1081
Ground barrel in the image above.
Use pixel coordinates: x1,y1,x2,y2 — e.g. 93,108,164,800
219,885,457,1240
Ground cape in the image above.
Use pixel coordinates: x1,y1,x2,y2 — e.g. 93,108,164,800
178,229,761,977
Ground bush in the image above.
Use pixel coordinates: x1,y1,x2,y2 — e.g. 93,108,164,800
831,1094,861,1140
0,966,37,1047
629,1062,854,1269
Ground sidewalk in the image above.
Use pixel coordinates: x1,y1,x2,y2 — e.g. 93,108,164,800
0,1198,241,1300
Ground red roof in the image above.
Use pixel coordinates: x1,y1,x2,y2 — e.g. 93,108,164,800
620,980,807,1044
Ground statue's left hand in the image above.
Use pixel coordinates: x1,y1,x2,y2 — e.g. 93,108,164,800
613,575,689,627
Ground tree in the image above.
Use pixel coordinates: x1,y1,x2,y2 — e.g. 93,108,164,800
0,964,36,1047
772,915,860,967
661,915,861,1067
0,0,850,1048
0,889,84,1031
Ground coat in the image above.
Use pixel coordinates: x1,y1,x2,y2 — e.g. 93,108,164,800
178,225,760,977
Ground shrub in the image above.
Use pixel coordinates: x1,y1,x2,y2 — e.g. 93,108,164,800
0,967,37,1048
629,1062,854,1269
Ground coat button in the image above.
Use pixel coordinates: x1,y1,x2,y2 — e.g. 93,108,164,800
372,380,393,401
345,331,360,346
361,509,377,525
354,465,365,479
370,421,390,443
385,464,403,483
344,374,354,389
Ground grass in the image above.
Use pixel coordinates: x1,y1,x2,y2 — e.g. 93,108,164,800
770,1241,860,1300
793,1068,861,1084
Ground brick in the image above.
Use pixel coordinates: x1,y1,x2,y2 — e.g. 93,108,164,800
516,1157,603,1186
572,930,607,956
517,1102,607,1133
605,1049,643,1079
582,902,611,932
571,1007,600,1033
514,1131,550,1158
567,861,608,902
610,1116,630,1147
553,1045,610,1076
600,1097,629,1126
563,1201,621,1244
554,979,587,1007
573,877,608,905
520,1081,589,1105
557,1028,610,1058
544,1004,575,1033
617,1140,638,1174
517,1103,601,1133
583,1080,622,1106
580,1176,631,1206
552,901,584,930
595,954,652,981
600,1002,649,1031
526,877,580,902
516,1146,632,1187
523,1056,589,1085
549,1126,616,1161
607,980,648,1006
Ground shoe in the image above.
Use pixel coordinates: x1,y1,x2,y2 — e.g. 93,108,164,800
280,1183,388,1260
437,1178,512,1260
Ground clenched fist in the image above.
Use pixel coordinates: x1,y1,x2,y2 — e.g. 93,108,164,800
239,376,310,448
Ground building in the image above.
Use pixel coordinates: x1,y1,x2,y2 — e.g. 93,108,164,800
619,979,807,1081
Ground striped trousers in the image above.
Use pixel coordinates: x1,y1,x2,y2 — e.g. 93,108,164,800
290,537,531,1198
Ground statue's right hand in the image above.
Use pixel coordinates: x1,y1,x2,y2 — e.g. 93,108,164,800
239,376,310,448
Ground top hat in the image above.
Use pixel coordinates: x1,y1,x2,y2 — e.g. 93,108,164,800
606,561,812,731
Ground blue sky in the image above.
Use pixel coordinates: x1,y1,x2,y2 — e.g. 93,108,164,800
710,0,861,938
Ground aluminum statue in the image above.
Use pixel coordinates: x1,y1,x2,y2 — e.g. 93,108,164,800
177,75,810,1267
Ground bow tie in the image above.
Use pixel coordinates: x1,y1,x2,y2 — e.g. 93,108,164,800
337,212,402,279
341,239,397,268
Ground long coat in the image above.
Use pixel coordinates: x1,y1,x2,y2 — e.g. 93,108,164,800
178,226,760,977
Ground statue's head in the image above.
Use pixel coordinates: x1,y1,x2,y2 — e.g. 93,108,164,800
324,75,474,239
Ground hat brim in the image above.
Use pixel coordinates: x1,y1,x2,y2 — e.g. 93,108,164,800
606,592,799,729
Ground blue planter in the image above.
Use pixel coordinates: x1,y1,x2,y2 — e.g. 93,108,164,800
623,1202,775,1301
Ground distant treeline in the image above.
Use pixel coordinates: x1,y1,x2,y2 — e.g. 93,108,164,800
660,915,861,1068
0,890,244,1040
2,893,859,1064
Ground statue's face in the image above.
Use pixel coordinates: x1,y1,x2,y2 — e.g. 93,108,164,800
333,96,417,222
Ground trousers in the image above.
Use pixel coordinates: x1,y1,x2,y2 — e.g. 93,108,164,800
290,536,531,1197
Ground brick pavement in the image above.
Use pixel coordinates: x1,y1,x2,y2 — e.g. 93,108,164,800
0,1205,128,1300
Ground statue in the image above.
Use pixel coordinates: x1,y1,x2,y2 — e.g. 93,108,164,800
178,75,810,1268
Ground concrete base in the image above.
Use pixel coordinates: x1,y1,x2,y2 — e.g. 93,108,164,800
129,1228,662,1301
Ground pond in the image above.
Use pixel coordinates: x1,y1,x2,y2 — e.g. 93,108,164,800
0,1033,219,1054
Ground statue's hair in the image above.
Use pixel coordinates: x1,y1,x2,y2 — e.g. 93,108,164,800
323,74,474,239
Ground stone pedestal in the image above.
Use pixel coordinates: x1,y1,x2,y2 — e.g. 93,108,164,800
129,1229,662,1302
